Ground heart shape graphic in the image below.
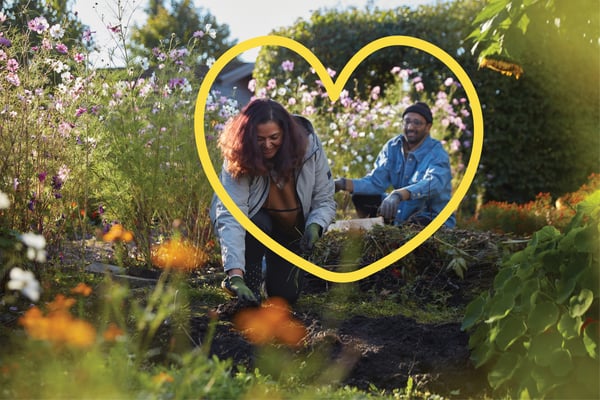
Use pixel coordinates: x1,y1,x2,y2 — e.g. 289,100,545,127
194,35,483,283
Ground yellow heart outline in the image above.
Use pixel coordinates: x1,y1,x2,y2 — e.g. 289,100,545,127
194,35,483,283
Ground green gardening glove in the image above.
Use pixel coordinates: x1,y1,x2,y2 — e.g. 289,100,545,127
222,275,258,303
299,223,322,253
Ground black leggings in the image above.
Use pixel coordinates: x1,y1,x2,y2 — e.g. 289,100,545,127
244,209,304,305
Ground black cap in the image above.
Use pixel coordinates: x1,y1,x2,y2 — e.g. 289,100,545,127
402,102,433,123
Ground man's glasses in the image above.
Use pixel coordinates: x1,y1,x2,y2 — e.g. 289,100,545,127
403,118,426,127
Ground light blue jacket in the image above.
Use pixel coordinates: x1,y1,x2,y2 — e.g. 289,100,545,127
210,117,336,273
352,135,456,228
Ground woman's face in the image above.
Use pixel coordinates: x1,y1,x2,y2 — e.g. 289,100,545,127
256,121,283,159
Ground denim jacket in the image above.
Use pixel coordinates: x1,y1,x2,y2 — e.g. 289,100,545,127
210,117,336,272
351,135,456,228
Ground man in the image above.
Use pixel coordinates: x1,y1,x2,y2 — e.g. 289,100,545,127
335,101,455,228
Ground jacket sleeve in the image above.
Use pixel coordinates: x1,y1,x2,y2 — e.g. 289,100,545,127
351,137,397,194
305,133,337,230
210,168,251,273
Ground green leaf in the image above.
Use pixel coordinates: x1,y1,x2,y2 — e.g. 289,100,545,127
468,323,489,349
516,12,530,34
549,348,573,377
495,314,527,351
563,337,588,357
557,313,581,340
577,190,600,220
485,292,515,323
574,225,599,254
471,338,496,368
569,289,593,318
528,301,559,335
493,267,514,290
472,0,511,25
529,330,563,367
462,294,487,331
530,226,560,249
555,277,577,304
583,324,598,359
488,352,520,389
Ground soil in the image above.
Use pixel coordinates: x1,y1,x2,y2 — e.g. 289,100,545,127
187,254,499,398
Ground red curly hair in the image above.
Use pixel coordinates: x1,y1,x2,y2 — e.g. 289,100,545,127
218,98,308,179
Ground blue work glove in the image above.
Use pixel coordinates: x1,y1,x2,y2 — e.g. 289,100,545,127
299,223,322,253
379,191,402,221
221,275,258,303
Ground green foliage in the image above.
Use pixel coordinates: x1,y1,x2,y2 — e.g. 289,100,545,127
462,190,600,398
469,0,600,203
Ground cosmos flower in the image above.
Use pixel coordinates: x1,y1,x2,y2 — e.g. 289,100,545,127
20,232,47,262
7,267,41,302
0,190,9,209
28,16,49,34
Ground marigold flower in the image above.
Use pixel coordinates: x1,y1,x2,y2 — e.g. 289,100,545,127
103,323,125,342
19,297,96,349
150,237,208,271
102,223,134,243
71,282,92,297
153,372,174,384
233,297,306,347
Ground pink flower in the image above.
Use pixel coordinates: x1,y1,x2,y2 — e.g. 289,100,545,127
6,58,18,72
73,53,85,63
281,60,294,72
267,79,276,90
247,79,256,92
28,17,49,34
6,72,20,86
55,43,68,54
415,82,424,92
444,77,454,86
75,107,87,117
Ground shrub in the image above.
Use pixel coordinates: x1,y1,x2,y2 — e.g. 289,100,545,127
462,190,600,399
473,173,600,235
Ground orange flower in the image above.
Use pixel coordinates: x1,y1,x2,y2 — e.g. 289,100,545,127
103,322,125,342
233,297,306,347
153,372,174,384
71,282,92,297
18,296,96,349
150,237,208,271
47,294,76,313
102,223,134,243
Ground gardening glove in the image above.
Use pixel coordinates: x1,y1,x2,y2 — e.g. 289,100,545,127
221,275,258,303
299,223,322,253
379,191,402,221
334,178,346,192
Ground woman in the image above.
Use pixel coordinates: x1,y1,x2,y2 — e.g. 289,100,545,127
210,98,336,305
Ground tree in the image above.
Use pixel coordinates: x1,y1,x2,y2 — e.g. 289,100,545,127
129,0,236,65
